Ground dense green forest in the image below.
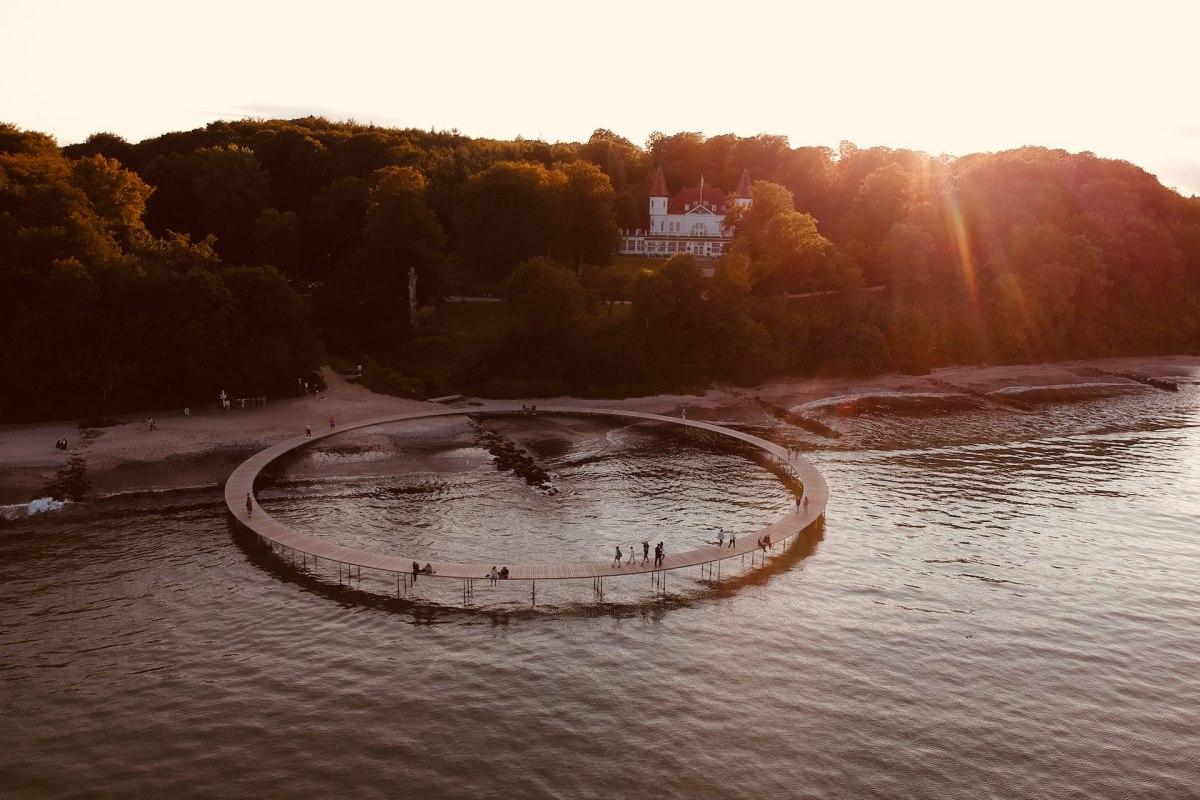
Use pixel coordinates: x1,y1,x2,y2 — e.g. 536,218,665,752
2,117,1199,420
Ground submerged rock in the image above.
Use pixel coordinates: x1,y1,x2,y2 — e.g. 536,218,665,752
799,391,982,417
988,382,1147,404
474,422,557,490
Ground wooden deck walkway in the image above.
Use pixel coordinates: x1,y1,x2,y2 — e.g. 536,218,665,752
224,405,828,585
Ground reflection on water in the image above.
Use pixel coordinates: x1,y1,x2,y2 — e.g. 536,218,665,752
1,390,1198,799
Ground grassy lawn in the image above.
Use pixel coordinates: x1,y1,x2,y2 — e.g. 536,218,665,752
346,302,516,398
403,302,515,377
608,255,669,280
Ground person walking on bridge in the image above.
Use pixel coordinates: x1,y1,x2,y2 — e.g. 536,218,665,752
717,529,726,548
245,493,253,517
613,546,623,567
642,540,650,563
654,542,664,568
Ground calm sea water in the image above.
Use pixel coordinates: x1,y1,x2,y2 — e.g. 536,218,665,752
2,391,1198,799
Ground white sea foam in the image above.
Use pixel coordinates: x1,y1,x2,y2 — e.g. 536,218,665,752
0,496,68,521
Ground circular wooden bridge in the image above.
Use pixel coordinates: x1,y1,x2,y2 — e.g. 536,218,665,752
224,405,828,600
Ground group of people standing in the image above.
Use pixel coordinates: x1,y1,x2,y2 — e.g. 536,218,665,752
486,566,510,584
609,522,787,569
298,378,322,397
613,540,667,567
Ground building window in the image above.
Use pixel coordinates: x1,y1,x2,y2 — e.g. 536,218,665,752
690,222,709,237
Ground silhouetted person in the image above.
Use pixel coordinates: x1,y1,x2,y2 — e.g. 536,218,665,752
642,540,650,563
613,546,622,567
329,415,335,429
654,542,664,567
245,493,253,516
305,424,311,437
499,566,509,579
412,561,420,583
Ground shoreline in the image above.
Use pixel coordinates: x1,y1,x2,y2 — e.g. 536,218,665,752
2,354,1198,509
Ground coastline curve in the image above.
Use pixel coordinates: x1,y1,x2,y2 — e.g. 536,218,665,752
223,405,828,585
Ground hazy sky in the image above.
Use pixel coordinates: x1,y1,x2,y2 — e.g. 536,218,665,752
4,0,1198,194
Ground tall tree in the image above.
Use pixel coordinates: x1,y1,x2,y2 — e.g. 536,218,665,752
725,181,834,291
554,160,619,267
328,166,447,347
456,161,560,280
254,207,303,277
193,144,269,263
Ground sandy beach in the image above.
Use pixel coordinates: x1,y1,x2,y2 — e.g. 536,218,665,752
2,354,1198,508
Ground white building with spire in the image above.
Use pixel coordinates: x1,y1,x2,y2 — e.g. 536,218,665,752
619,167,752,265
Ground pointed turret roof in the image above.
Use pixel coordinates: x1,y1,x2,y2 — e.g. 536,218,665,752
735,167,751,198
650,166,669,197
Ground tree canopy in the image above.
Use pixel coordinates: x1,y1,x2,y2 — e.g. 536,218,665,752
1,117,1197,418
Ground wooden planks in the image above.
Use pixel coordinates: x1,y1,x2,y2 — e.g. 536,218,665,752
224,405,828,584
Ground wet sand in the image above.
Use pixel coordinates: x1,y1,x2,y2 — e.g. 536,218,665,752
2,355,1198,506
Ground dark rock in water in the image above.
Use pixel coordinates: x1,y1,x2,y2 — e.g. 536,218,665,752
44,455,90,502
472,420,558,491
990,382,1146,405
802,392,983,417
756,400,841,438
1074,368,1178,394
387,480,449,496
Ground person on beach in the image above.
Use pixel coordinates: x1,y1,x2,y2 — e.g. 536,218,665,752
717,529,726,548
412,561,420,584
329,415,335,429
642,540,650,563
184,407,190,416
681,408,687,419
305,424,312,438
613,546,623,567
245,493,253,516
